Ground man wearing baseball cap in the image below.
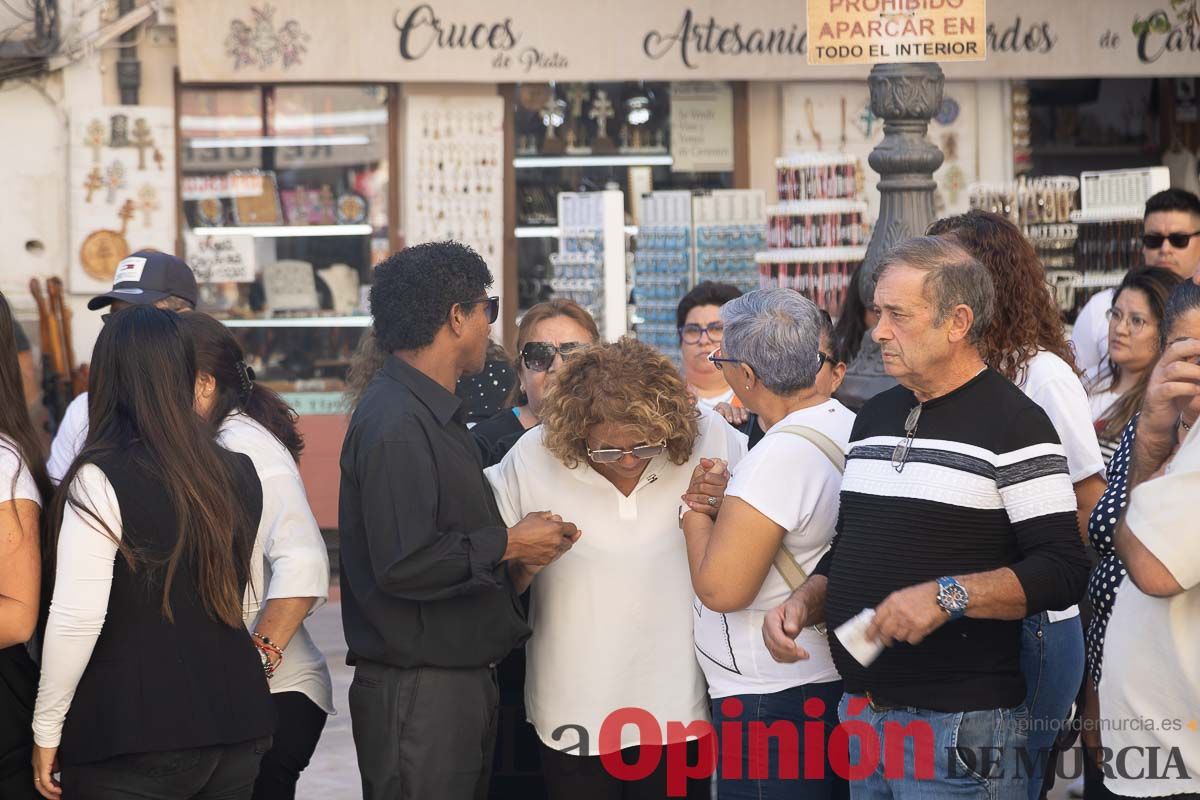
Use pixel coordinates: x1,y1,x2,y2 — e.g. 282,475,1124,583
47,251,199,482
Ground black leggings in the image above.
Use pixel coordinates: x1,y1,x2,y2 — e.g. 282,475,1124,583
251,692,328,800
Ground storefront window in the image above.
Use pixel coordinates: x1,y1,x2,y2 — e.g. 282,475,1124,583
511,81,735,312
179,84,391,409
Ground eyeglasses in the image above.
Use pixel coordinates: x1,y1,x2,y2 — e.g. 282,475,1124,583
708,349,828,372
679,322,724,344
1105,307,1152,334
459,296,500,324
891,404,923,473
521,341,584,372
707,348,747,372
1142,231,1200,250
586,441,667,463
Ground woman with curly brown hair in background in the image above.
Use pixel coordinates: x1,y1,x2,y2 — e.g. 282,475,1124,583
485,338,747,800
929,210,1107,800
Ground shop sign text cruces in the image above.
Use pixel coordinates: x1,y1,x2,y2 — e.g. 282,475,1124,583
807,0,987,66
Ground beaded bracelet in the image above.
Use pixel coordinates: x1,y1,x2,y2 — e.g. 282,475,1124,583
252,632,284,678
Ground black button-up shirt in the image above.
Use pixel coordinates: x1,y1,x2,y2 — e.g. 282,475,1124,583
338,355,529,669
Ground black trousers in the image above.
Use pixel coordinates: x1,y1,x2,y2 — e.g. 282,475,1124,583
0,646,38,800
251,692,328,800
349,660,499,800
540,739,713,800
61,736,272,800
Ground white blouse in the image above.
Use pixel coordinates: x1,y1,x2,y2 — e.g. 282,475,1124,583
34,464,122,747
486,409,747,755
218,413,334,714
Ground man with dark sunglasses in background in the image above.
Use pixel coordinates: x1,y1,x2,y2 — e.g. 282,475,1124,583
1072,189,1200,374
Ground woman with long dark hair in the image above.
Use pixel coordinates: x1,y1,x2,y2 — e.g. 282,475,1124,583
830,260,879,366
32,307,274,799
1085,268,1183,464
928,210,1107,800
180,312,332,800
0,292,51,800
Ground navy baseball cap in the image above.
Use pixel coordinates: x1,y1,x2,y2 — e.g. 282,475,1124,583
87,250,199,311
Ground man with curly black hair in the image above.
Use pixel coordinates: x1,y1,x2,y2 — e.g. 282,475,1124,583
339,242,581,800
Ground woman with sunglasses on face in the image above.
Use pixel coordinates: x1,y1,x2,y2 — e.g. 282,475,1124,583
680,289,851,800
179,313,332,800
33,307,273,799
486,338,747,800
1086,268,1183,466
472,299,600,468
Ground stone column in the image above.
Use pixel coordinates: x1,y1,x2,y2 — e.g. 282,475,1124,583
839,62,945,410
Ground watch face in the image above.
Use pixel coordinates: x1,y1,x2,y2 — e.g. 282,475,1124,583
940,582,969,612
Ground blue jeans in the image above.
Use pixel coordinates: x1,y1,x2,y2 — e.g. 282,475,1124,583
712,680,848,800
1019,612,1084,800
837,694,1028,800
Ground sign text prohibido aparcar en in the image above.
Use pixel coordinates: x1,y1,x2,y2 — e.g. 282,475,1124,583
807,0,987,66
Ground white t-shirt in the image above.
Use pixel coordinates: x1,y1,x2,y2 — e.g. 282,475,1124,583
694,387,735,413
218,413,334,714
696,400,852,699
485,409,747,755
1070,289,1113,376
1100,424,1200,797
47,392,88,484
1017,351,1106,623
0,435,41,506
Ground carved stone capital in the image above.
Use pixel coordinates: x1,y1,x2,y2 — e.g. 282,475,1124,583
868,63,945,120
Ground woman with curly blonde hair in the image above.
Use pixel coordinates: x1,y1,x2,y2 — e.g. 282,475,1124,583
486,337,746,800
929,209,1107,800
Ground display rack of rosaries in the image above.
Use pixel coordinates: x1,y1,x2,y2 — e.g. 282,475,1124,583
633,191,692,361
1060,167,1171,321
551,191,629,341
693,190,768,292
631,189,765,361
968,176,1080,314
755,153,868,314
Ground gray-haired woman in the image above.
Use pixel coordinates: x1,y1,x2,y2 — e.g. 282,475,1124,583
680,288,850,800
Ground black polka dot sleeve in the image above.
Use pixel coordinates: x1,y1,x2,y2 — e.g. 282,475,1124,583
1084,414,1137,690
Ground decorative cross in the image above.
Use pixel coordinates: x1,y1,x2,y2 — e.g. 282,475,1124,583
566,84,588,120
131,118,155,170
82,167,103,203
109,114,131,148
138,185,160,227
589,90,614,138
540,96,560,141
84,119,106,164
117,198,136,232
105,161,126,204
944,165,965,205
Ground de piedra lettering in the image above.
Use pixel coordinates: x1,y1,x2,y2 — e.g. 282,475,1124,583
394,4,520,60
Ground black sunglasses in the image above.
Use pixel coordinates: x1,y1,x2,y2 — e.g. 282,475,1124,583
521,341,584,372
1143,231,1200,250
460,295,500,324
891,404,923,473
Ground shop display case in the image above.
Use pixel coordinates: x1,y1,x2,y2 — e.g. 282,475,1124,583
179,84,394,526
511,81,736,314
